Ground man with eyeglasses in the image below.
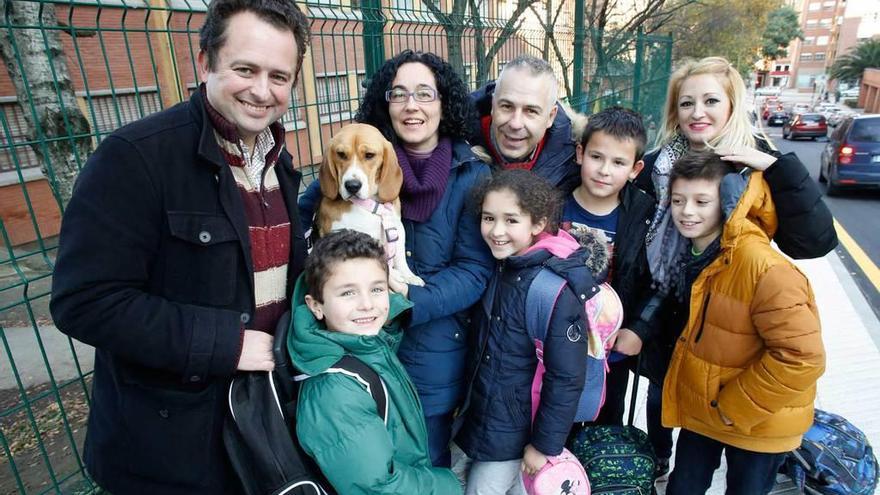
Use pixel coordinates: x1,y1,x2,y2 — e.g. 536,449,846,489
471,54,580,193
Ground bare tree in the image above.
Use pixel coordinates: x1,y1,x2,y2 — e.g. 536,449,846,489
0,0,93,208
422,0,540,88
581,0,696,105
527,0,574,96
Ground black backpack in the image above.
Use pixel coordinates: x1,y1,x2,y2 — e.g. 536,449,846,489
223,310,387,495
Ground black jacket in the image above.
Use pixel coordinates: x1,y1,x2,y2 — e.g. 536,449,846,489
50,92,307,495
456,247,593,461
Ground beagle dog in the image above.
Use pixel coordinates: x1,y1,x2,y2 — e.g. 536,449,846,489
316,123,425,287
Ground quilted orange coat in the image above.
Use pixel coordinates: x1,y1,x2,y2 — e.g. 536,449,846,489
661,170,826,454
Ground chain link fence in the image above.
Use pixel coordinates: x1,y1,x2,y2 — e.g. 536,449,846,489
0,0,671,492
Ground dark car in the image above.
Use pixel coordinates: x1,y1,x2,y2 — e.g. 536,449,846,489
820,114,880,195
767,111,789,126
783,113,828,140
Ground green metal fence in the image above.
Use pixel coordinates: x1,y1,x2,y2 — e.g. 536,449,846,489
0,0,671,492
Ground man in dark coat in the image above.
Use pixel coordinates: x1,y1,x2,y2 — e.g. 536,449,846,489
49,1,310,493
471,55,581,193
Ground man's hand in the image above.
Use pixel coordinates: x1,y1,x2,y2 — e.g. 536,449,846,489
521,444,548,477
612,328,643,356
237,330,275,371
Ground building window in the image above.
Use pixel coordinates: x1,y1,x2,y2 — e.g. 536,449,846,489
463,64,473,90
800,53,814,61
815,52,826,61
775,65,783,71
819,18,832,27
803,36,815,45
817,35,829,45
0,102,40,172
89,90,163,135
808,2,820,10
784,64,790,71
317,74,350,118
392,0,414,10
806,19,818,27
281,89,304,130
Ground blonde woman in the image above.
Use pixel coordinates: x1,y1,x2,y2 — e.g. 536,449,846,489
629,56,836,478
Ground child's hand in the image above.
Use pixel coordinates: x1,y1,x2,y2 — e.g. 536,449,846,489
612,328,643,356
716,146,777,171
521,444,548,476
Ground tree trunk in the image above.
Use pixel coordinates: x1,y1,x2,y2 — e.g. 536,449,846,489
0,0,93,208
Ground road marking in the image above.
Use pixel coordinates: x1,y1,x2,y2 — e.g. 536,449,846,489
835,219,880,292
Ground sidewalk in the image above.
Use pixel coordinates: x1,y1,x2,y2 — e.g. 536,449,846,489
629,249,880,494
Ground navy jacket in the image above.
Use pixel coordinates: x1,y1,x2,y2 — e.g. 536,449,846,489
298,141,494,415
471,81,580,193
456,248,593,461
50,92,307,495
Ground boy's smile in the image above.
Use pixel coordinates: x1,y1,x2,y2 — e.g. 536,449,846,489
305,258,390,336
574,131,644,212
670,177,723,252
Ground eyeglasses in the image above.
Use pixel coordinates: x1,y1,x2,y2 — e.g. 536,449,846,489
385,87,438,104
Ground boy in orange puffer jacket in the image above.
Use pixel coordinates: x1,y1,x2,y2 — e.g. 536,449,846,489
661,149,825,495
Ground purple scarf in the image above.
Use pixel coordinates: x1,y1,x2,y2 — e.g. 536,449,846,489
395,137,452,222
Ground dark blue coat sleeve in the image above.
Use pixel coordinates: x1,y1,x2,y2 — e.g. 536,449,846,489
407,167,494,326
530,287,587,456
49,136,243,380
762,152,837,259
297,179,322,234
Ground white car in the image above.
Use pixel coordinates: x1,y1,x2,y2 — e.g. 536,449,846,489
841,87,860,99
756,86,782,96
793,103,811,114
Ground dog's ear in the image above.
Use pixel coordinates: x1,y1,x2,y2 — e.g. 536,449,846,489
377,139,403,203
318,149,339,200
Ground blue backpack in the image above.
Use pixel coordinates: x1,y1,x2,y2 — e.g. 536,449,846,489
783,409,878,495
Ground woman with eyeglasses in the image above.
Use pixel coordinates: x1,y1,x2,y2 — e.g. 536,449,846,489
298,50,494,468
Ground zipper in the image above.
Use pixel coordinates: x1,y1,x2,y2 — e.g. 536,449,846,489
694,292,712,343
592,485,647,495
582,452,655,469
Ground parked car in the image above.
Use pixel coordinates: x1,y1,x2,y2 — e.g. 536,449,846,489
783,113,828,140
814,102,837,113
767,111,789,126
793,103,812,114
828,109,853,127
756,85,782,96
840,87,860,99
762,99,784,120
820,114,880,195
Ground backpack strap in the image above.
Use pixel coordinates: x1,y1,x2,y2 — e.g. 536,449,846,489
321,355,389,425
525,268,568,346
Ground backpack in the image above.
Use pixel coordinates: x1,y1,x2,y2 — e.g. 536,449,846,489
523,448,591,495
566,359,657,495
782,409,878,495
223,311,387,495
525,269,623,423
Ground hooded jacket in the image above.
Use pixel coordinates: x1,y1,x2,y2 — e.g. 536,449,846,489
456,230,595,461
288,276,460,495
661,169,826,454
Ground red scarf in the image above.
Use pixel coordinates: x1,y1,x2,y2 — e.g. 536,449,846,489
480,115,547,171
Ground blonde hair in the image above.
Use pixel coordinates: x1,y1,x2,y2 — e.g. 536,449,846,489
654,57,756,150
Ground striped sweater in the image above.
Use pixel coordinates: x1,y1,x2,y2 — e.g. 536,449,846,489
204,89,291,335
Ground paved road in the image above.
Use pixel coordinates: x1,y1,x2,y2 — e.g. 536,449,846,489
762,123,880,320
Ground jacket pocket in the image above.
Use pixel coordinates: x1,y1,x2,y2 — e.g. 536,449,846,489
164,211,240,306
120,379,217,486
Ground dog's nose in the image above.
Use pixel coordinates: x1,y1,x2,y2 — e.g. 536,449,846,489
344,179,362,195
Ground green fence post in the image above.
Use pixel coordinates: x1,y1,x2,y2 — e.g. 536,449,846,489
361,0,385,79
633,27,643,113
572,0,585,111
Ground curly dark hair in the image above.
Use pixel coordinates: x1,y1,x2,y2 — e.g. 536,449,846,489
472,169,562,234
199,0,311,84
355,50,478,145
303,229,388,302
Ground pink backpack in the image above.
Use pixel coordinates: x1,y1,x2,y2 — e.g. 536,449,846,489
526,271,624,423
522,448,591,495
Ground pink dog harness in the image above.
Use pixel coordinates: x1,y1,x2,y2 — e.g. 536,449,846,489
349,197,400,263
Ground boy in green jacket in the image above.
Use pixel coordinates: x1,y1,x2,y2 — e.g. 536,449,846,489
289,229,461,495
